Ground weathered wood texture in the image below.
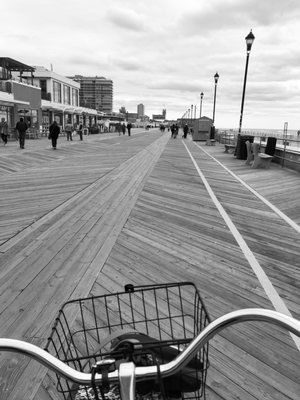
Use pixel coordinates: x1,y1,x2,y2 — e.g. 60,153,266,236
0,132,299,399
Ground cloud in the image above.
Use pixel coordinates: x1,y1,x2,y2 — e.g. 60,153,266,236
148,80,203,92
107,7,145,32
178,0,300,37
1,0,300,128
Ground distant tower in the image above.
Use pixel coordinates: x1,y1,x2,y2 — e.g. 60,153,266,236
162,108,166,119
137,103,145,118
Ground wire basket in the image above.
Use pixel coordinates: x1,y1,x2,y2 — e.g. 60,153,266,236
45,282,210,400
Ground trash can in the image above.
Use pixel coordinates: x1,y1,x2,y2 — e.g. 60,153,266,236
265,137,277,156
235,135,254,159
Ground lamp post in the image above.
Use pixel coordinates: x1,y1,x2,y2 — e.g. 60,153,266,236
238,29,255,133
191,105,193,120
212,73,219,124
200,92,204,118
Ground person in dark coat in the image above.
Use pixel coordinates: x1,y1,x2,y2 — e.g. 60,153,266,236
122,123,126,135
183,124,189,139
16,117,28,149
49,121,60,150
127,122,132,136
173,124,178,138
0,118,8,145
170,124,175,138
78,124,83,141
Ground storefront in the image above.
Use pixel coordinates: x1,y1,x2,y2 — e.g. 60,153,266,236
0,97,31,137
0,104,14,133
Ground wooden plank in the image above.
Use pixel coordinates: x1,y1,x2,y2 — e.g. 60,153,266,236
0,134,299,400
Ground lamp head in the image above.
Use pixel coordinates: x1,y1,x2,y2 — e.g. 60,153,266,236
200,92,204,99
245,29,255,52
214,72,219,84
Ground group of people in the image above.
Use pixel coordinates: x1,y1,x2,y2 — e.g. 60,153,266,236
49,122,88,149
116,122,132,136
63,123,84,142
1,118,135,150
0,118,84,150
0,117,29,149
170,123,190,139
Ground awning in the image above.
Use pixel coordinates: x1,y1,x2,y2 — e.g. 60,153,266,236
15,100,31,106
0,57,35,73
0,94,30,107
41,100,98,115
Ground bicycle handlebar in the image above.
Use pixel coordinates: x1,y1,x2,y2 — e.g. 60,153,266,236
0,309,299,386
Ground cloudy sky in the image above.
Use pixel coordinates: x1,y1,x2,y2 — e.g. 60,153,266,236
2,0,300,129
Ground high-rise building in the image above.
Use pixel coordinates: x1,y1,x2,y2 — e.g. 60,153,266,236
71,75,113,113
137,103,145,118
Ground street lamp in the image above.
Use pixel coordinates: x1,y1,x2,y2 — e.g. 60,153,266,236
212,73,219,124
191,105,193,120
238,29,255,133
200,92,204,118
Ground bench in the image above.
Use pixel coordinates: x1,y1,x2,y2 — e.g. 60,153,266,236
206,139,216,146
224,144,236,153
251,143,273,169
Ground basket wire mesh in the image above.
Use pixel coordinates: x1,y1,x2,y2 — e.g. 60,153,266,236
45,282,210,400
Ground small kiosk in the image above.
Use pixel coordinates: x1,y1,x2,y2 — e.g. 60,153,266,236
192,116,213,141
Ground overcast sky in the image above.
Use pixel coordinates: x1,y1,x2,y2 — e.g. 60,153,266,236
2,0,300,129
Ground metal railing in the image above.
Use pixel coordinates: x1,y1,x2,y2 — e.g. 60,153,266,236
217,130,300,169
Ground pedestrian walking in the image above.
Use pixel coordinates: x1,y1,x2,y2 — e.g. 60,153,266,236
116,123,122,136
122,123,126,135
65,123,73,141
78,124,83,141
0,117,8,145
170,124,175,138
183,124,189,139
174,124,179,138
48,121,60,150
127,122,132,136
16,117,28,149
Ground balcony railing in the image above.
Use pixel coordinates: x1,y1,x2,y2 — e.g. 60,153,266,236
41,92,52,101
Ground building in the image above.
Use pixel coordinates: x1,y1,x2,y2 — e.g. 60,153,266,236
137,103,144,118
20,66,99,132
152,108,166,121
126,112,138,123
0,57,41,135
71,75,113,114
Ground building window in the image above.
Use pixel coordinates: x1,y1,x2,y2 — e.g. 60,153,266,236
72,88,78,106
53,81,61,103
63,85,71,105
39,79,47,93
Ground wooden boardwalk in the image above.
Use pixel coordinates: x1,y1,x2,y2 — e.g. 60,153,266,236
0,129,299,399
